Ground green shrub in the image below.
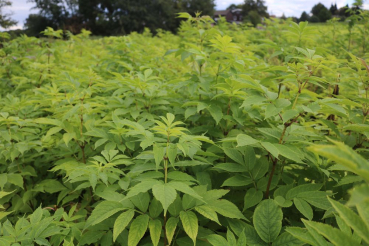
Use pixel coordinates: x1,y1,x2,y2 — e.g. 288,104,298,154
0,14,368,246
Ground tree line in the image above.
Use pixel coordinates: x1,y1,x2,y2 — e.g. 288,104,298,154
226,0,366,25
23,0,215,36
298,1,364,23
0,0,367,37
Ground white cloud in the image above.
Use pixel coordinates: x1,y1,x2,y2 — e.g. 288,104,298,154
216,0,244,10
215,0,357,17
1,0,37,30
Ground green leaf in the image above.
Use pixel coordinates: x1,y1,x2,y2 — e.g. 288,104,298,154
130,192,150,213
251,157,269,180
113,210,135,242
6,174,23,189
180,210,198,245
357,200,369,231
79,231,105,245
303,196,331,210
272,232,304,246
265,104,281,119
241,95,267,107
343,124,369,132
293,198,313,220
286,184,322,200
185,107,197,119
168,181,203,201
63,132,75,147
215,163,248,172
0,211,13,221
0,190,14,199
153,144,165,171
203,189,229,201
243,146,256,170
30,206,43,224
244,188,263,211
210,199,246,220
282,110,299,124
168,195,183,216
224,148,243,165
329,198,369,244
241,223,268,245
166,217,179,245
222,175,253,187
152,183,177,215
261,142,279,158
0,174,7,190
308,139,369,182
149,219,162,246
167,143,177,167
194,205,220,225
34,118,63,126
208,104,223,124
274,196,293,208
149,198,163,218
237,230,247,246
168,171,197,182
206,234,228,246
84,201,126,230
286,227,326,246
227,230,237,245
275,145,303,163
174,160,211,167
128,214,149,246
89,173,97,191
303,219,361,246
124,179,161,200
253,199,283,243
237,134,259,146
336,215,351,236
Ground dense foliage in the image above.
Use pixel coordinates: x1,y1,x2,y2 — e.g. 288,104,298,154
24,0,215,36
1,13,369,246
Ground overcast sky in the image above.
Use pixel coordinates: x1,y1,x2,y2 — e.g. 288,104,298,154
2,0,368,30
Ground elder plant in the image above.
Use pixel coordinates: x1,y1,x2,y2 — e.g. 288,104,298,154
0,14,368,246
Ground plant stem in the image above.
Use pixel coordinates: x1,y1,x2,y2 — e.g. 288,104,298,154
80,143,86,164
265,157,278,198
164,214,168,246
163,138,170,245
265,114,302,198
227,98,232,115
292,65,319,109
164,158,168,184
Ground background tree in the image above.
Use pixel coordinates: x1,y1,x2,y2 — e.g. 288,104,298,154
299,11,310,22
29,0,80,31
26,0,215,36
353,0,363,9
0,0,17,29
329,3,338,15
241,0,268,27
311,3,332,22
289,16,299,22
242,0,268,17
309,15,320,22
182,0,215,16
24,14,52,36
311,3,325,16
337,4,350,18
247,10,261,26
227,3,243,10
317,7,332,22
